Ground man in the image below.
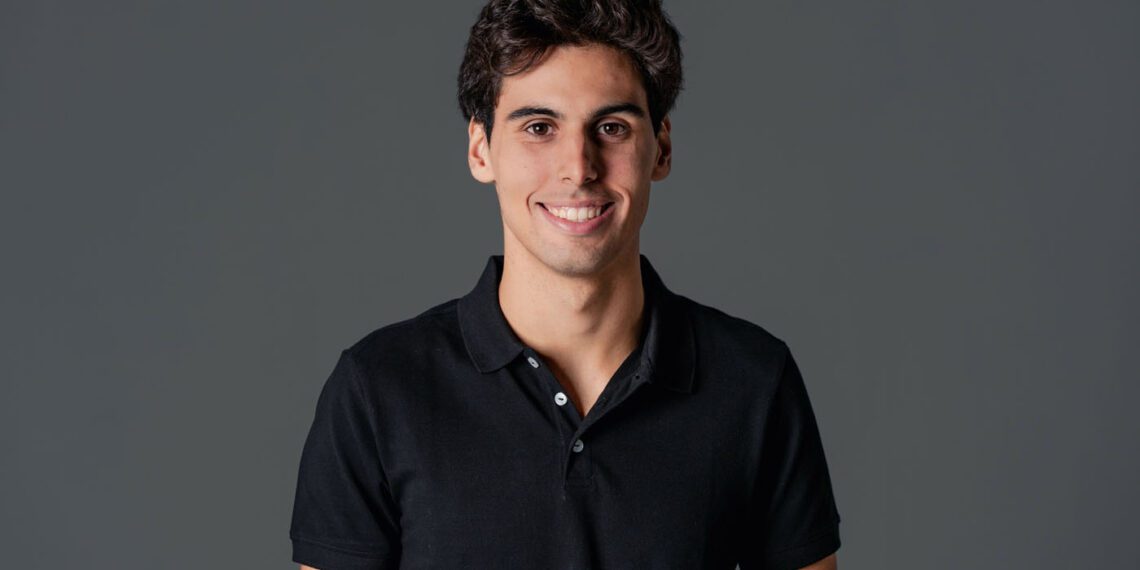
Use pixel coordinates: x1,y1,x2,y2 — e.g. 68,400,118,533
289,0,841,568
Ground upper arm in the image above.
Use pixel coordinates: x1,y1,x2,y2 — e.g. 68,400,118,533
738,344,842,569
289,350,402,569
800,552,838,570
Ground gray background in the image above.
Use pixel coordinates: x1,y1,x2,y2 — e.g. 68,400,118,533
2,0,1136,568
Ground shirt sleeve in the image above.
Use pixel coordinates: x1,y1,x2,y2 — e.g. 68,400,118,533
289,349,401,569
739,344,841,570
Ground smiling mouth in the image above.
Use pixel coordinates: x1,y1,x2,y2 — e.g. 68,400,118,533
538,202,615,222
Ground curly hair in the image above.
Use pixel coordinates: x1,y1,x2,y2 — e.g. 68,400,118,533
457,0,684,143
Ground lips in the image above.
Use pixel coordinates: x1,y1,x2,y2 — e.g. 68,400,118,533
537,201,616,235
539,202,614,220
539,201,614,209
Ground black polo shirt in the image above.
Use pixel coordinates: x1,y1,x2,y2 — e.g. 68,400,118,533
290,254,841,569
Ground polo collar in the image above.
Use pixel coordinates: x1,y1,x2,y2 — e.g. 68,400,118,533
457,254,696,394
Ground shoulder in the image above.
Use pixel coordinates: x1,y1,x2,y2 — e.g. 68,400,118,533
339,298,466,378
677,292,789,356
673,292,792,381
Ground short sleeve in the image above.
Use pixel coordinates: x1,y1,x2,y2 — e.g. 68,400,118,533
289,350,401,569
739,344,841,570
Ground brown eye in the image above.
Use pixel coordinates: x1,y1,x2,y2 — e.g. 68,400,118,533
599,122,628,136
525,123,552,136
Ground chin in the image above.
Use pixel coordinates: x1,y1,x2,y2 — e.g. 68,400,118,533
535,244,622,278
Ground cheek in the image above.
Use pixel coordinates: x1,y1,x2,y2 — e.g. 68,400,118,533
496,146,552,189
614,136,657,175
603,144,655,184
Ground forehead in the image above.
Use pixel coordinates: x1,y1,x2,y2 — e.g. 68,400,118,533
496,43,647,116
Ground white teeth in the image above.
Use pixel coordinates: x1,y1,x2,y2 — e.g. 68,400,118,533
547,205,606,221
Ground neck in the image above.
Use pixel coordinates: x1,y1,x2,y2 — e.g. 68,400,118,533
497,241,645,377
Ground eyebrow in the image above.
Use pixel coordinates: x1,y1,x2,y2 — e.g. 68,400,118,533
504,102,646,123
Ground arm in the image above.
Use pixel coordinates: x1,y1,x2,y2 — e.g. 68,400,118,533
801,552,838,570
739,344,842,569
289,350,402,569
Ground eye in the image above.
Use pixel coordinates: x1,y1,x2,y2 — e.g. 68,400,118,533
524,122,553,137
598,122,629,137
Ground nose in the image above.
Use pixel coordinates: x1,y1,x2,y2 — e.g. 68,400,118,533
557,129,600,187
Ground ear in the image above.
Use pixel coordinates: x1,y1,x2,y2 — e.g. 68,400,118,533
650,114,672,181
467,117,495,183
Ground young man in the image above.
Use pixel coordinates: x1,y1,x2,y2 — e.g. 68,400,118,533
290,1,841,568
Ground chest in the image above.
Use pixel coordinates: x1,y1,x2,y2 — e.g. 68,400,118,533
380,367,759,568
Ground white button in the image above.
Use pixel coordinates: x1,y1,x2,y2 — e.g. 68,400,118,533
572,439,585,453
527,356,539,368
554,392,568,406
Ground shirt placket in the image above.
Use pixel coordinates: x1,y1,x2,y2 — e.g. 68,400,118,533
521,346,651,490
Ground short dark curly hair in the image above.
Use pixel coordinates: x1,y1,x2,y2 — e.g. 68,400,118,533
457,0,684,143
